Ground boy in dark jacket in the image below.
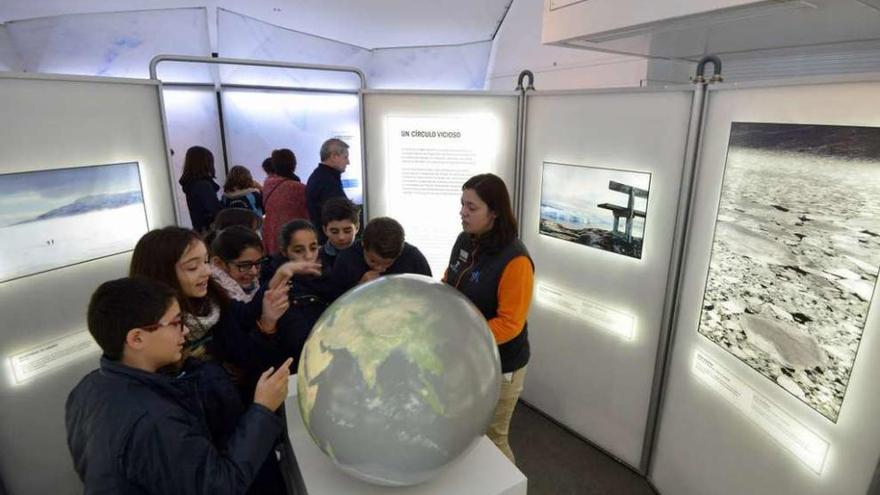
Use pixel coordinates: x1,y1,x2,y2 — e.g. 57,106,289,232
327,216,432,300
318,197,359,271
66,277,292,495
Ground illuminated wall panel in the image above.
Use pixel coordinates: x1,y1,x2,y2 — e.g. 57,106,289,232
651,79,880,495
221,89,363,203
0,74,175,493
161,87,226,228
519,88,694,468
363,92,519,278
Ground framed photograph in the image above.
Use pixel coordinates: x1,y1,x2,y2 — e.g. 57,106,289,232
0,162,148,283
698,122,880,422
539,161,651,259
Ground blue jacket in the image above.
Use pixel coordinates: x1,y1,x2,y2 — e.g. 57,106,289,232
66,357,283,495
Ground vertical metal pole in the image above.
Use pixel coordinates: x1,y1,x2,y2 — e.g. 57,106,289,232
212,53,231,177
153,82,183,226
640,80,710,475
358,88,369,221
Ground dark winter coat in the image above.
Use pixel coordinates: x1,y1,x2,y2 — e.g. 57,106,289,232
180,178,222,233
66,356,283,495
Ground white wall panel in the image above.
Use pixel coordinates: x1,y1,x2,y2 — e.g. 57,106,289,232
0,73,176,494
363,92,519,277
651,79,880,495
520,88,694,468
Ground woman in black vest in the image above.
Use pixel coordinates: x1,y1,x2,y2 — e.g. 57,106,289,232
443,173,534,464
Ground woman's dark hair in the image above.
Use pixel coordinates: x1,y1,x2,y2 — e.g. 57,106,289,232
262,157,274,176
463,173,517,252
130,227,227,314
279,219,316,255
271,148,297,179
224,165,255,193
211,225,263,262
179,146,215,185
362,217,405,259
87,277,176,360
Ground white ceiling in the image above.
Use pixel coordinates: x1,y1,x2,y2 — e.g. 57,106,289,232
0,0,513,49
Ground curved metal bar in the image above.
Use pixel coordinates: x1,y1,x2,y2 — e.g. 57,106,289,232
693,55,723,84
515,69,535,91
148,54,367,89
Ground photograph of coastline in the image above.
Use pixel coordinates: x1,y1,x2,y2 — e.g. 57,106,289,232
539,161,651,259
698,122,880,422
0,162,148,283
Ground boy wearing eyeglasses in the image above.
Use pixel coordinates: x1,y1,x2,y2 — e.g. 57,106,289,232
66,276,293,495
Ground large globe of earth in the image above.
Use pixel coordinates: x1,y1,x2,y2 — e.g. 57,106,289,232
296,274,502,486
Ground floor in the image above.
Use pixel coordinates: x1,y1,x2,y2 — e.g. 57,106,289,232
509,401,657,495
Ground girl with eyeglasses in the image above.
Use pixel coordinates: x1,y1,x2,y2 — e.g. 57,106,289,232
210,225,266,304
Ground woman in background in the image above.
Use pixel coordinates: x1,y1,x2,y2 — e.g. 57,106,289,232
263,148,308,254
443,173,534,464
179,146,222,234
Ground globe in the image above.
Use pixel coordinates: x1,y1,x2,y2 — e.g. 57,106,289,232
296,274,502,486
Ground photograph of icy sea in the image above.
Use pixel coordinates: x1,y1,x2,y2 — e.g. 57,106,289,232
699,122,880,422
0,162,148,283
539,162,651,259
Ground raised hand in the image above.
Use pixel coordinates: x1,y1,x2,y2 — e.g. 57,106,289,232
253,357,293,412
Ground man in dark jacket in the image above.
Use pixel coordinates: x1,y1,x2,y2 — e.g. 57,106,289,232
327,216,431,300
66,277,292,495
305,138,349,243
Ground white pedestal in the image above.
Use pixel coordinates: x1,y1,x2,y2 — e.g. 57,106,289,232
283,391,527,495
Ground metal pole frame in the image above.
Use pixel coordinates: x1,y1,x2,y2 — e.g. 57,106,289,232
641,56,721,476
148,54,369,220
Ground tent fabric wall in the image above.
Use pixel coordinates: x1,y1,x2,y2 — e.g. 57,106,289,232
4,8,212,82
217,8,491,90
217,8,370,89
0,24,22,71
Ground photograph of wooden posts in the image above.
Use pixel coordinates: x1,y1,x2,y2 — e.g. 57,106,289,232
698,122,880,422
539,161,651,259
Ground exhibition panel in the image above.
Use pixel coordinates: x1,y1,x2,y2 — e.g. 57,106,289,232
161,86,226,228
0,73,176,493
650,77,880,495
519,88,695,469
362,91,520,278
221,88,364,203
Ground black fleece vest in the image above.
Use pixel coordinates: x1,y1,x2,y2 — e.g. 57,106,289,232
445,232,532,373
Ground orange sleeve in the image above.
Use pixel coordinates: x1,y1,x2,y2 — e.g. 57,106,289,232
487,256,534,344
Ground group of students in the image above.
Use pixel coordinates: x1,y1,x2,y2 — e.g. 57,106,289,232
66,144,534,494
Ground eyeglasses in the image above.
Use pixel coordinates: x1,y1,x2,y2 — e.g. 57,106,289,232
229,257,269,271
140,316,184,332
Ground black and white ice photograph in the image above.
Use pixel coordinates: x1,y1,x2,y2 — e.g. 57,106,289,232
698,122,880,422
539,161,651,259
0,162,148,283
